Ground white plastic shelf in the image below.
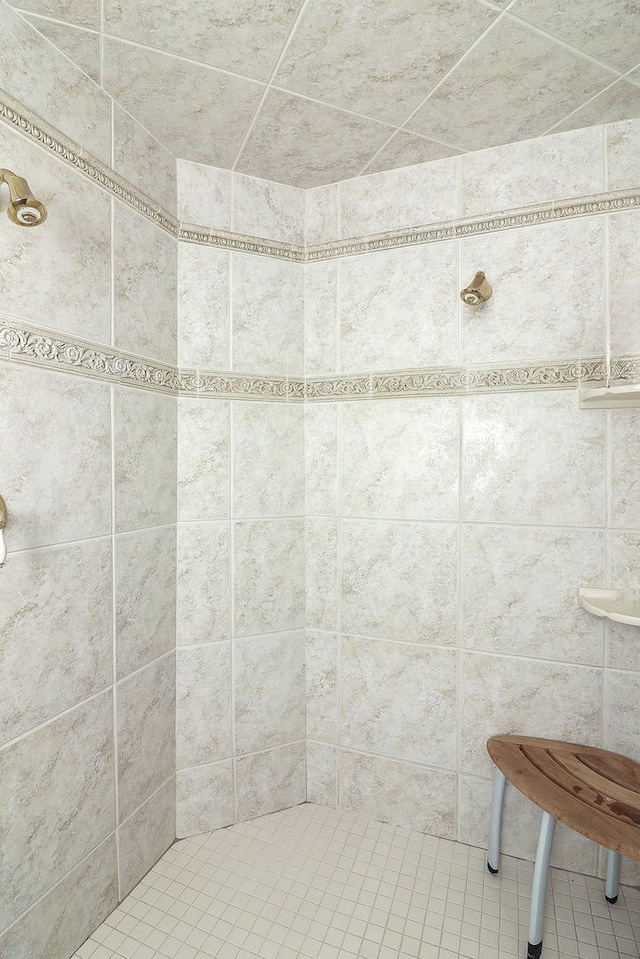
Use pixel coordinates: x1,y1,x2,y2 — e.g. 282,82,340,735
580,384,640,408
578,587,640,626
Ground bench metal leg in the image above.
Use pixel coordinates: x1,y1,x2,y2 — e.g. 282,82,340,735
605,849,621,904
488,767,507,873
528,811,556,959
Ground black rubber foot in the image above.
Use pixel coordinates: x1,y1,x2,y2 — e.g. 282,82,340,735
606,894,618,904
527,942,542,959
487,861,498,874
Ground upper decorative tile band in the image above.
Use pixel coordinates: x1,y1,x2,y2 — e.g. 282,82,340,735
3,320,638,403
2,93,639,264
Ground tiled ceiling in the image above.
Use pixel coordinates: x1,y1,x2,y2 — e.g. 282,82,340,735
12,0,640,188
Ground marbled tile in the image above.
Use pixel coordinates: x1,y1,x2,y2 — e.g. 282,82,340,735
304,260,339,376
275,0,498,125
305,630,339,744
1,365,110,550
462,391,606,527
339,242,458,372
339,156,459,238
609,210,640,356
233,519,305,637
552,80,640,136
0,691,115,929
0,837,117,959
104,0,299,81
604,670,640,765
607,530,640,671
177,399,230,522
236,88,392,189
460,127,603,216
116,653,175,822
117,778,175,899
306,742,337,807
177,522,230,646
341,520,457,645
341,399,459,520
114,104,176,215
458,776,598,875
305,403,339,515
610,409,640,528
460,218,605,363
176,643,231,769
235,742,306,821
178,245,230,368
232,402,304,517
0,122,111,343
340,750,457,838
306,183,339,247
606,118,640,192
177,160,232,229
305,518,338,630
115,527,176,680
0,539,112,744
103,38,264,167
0,4,110,162
113,201,177,364
406,17,613,153
461,525,605,665
10,0,99,28
114,387,177,533
459,652,602,779
341,637,457,768
231,254,304,374
232,174,305,245
176,760,235,838
234,632,305,755
23,16,100,83
363,131,461,176
514,0,640,73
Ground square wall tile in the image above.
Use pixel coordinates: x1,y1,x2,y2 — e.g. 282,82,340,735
235,742,306,821
341,636,457,768
459,652,602,779
115,527,176,679
233,519,305,636
232,173,305,245
340,750,457,838
1,365,111,550
610,409,640,527
114,104,176,215
607,531,640,670
306,183,339,246
462,390,606,526
0,539,112,745
177,522,230,646
340,398,459,520
176,760,235,838
341,520,457,645
305,403,339,515
177,399,230,522
606,118,640,192
233,401,304,517
116,654,175,822
177,160,232,228
231,254,304,374
114,387,177,532
113,202,177,364
304,260,339,376
176,643,231,769
0,691,115,929
604,670,640,764
234,631,305,754
178,245,230,368
461,525,605,665
306,742,337,806
305,518,338,631
117,778,175,899
609,210,640,356
339,242,458,372
305,631,339,744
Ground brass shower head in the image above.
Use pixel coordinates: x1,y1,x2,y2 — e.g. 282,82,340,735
0,168,47,226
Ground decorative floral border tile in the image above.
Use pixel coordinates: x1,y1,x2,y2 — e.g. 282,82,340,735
1,93,640,265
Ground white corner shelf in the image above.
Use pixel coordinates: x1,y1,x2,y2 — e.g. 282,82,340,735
578,587,640,626
580,384,640,408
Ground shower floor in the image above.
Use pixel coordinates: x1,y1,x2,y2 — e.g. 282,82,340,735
73,803,640,959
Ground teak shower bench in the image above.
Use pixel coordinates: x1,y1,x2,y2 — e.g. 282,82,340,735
486,734,640,959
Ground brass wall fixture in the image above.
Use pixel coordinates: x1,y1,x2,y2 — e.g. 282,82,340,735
460,271,492,306
0,494,7,566
0,168,47,226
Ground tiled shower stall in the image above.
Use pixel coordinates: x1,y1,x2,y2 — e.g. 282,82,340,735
1,4,640,957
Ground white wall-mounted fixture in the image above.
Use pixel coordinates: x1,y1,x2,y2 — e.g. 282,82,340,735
579,384,640,408
577,586,640,626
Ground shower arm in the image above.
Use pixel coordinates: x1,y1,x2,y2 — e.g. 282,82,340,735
0,168,47,226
